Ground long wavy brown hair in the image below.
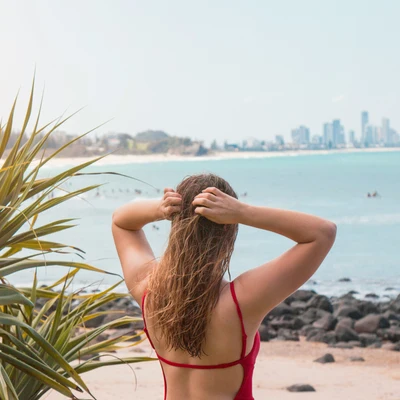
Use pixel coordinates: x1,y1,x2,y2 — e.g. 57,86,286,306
146,173,239,357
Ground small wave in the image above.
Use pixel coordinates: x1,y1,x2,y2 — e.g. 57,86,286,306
334,213,400,225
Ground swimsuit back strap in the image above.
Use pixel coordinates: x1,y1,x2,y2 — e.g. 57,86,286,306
141,290,156,350
229,281,247,359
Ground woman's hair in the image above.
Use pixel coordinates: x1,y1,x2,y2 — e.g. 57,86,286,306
147,173,238,357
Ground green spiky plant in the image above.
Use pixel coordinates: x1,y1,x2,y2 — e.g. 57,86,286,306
0,81,154,400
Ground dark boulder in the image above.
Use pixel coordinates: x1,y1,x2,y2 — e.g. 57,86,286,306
313,314,337,331
358,333,381,347
350,356,365,361
306,295,333,313
286,290,316,304
258,324,271,341
335,317,355,329
287,384,316,392
290,301,308,311
335,325,359,342
307,330,336,345
354,314,390,334
277,328,299,341
314,353,335,363
334,306,363,320
266,302,297,318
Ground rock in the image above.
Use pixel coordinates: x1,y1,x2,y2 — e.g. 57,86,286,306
84,314,107,328
286,290,316,304
290,301,308,311
266,302,297,318
313,314,337,331
287,384,316,392
350,356,365,361
382,310,400,321
365,293,379,299
335,325,359,342
381,342,400,351
258,324,270,341
109,328,141,342
358,301,380,315
277,328,299,341
336,317,355,329
307,330,336,344
314,353,335,363
299,324,316,336
377,327,400,342
384,287,396,291
348,290,359,295
299,308,320,324
334,306,363,320
270,316,304,330
328,342,353,349
306,295,333,313
354,314,390,334
367,342,382,348
348,340,363,347
358,333,381,347
338,277,351,282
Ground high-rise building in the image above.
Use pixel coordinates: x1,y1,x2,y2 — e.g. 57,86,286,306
275,135,285,146
365,124,377,145
382,118,391,145
332,119,341,146
291,126,310,145
361,111,369,143
323,123,333,148
348,130,355,144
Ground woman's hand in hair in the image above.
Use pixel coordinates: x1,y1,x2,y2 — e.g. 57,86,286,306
192,187,245,224
160,187,182,220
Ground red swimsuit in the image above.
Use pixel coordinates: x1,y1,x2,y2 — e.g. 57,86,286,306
141,281,261,400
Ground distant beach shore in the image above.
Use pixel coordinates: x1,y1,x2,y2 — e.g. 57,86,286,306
31,147,400,168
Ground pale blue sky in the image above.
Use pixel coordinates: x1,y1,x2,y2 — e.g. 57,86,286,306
1,0,399,144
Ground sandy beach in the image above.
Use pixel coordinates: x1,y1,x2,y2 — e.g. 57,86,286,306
32,147,400,168
45,337,400,400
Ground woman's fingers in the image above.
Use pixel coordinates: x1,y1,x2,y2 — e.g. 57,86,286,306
193,192,217,202
164,187,175,194
202,187,223,197
192,198,214,208
194,206,213,218
165,196,182,206
164,191,181,198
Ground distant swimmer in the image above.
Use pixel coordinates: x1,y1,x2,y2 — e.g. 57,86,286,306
367,192,371,198
152,224,160,231
372,190,380,197
241,192,248,197
134,189,142,195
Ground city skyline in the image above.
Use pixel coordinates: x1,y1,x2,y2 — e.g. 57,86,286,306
290,110,399,149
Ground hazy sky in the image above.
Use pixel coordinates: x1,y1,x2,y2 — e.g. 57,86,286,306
1,0,399,144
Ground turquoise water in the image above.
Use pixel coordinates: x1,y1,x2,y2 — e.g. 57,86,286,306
16,151,400,301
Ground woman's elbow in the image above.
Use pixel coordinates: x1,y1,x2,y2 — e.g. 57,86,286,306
322,221,337,243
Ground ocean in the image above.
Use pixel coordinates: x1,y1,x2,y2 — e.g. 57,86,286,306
15,150,400,302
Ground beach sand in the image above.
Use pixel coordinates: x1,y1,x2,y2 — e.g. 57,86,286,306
32,147,400,168
45,337,400,400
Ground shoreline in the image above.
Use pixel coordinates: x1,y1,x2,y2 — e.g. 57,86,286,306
29,147,400,168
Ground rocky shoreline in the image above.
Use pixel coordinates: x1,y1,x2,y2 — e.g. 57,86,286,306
78,283,400,352
259,287,400,351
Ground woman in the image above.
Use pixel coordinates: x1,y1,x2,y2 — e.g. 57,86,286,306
112,173,337,400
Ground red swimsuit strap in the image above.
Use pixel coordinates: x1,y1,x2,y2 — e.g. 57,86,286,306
141,281,248,367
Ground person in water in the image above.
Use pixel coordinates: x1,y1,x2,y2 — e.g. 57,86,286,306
112,173,337,400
